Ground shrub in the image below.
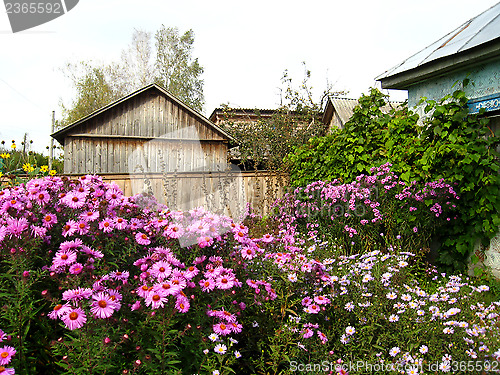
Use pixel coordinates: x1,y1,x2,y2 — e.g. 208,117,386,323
287,85,500,272
0,174,498,374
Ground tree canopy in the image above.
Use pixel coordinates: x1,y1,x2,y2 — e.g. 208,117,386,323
59,26,204,128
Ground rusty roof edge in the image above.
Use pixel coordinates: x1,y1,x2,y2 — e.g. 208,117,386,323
378,37,500,89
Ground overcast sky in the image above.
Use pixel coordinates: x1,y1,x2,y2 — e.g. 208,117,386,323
1,0,498,153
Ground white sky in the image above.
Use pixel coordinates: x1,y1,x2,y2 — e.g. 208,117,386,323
0,0,498,153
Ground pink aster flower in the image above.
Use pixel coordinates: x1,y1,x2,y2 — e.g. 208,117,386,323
184,266,199,279
197,236,214,248
42,213,57,227
0,346,16,365
62,287,93,303
165,224,184,239
317,330,328,343
0,366,15,374
62,220,79,237
76,221,90,236
145,291,168,309
229,321,243,333
306,304,320,314
175,295,190,313
80,210,99,222
241,247,256,260
213,322,232,336
91,292,119,318
6,217,29,238
301,297,312,306
52,249,77,269
261,233,274,243
69,263,84,275
314,295,330,305
302,328,314,338
34,190,51,205
48,303,72,320
155,281,179,296
113,217,128,230
199,278,215,292
62,191,87,209
216,309,237,323
215,275,236,290
61,307,87,330
99,218,114,233
150,261,172,281
135,232,151,246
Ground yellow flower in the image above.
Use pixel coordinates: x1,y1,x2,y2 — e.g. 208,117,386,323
11,143,16,149
0,153,10,159
40,165,49,173
0,172,3,178
49,170,57,176
22,163,34,173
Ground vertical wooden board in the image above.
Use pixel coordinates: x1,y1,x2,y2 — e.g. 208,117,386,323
155,93,161,137
83,140,90,174
149,141,156,173
123,178,132,197
114,141,121,172
164,97,172,135
141,94,147,138
107,141,114,174
101,141,109,173
174,102,181,137
124,99,132,136
158,94,165,136
121,139,128,174
144,94,151,138
64,139,72,174
94,139,104,174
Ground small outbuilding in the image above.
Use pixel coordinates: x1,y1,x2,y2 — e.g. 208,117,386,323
322,96,402,132
51,83,234,175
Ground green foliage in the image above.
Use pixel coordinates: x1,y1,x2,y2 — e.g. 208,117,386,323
154,26,204,112
287,85,500,272
59,62,119,127
0,138,62,186
59,26,205,127
219,64,343,172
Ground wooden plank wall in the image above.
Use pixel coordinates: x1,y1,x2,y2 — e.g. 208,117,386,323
63,90,229,175
90,171,288,218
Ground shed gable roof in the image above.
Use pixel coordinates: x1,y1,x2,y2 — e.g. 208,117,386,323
51,83,234,144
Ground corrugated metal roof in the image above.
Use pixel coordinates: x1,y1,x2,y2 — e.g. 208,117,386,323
325,97,402,127
331,97,360,125
376,2,500,80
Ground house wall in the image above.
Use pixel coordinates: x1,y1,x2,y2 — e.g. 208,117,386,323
408,57,500,108
406,58,500,279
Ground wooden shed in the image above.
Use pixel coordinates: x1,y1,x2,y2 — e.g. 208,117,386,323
51,84,234,175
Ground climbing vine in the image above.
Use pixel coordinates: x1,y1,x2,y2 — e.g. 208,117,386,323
287,84,500,271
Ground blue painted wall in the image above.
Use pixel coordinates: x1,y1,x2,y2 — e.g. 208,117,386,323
408,57,500,109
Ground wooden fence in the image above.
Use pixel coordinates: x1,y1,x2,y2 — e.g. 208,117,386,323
75,170,288,218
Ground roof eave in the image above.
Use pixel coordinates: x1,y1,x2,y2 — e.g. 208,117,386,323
378,38,500,90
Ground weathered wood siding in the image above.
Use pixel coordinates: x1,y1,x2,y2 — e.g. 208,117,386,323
92,171,287,217
63,89,229,174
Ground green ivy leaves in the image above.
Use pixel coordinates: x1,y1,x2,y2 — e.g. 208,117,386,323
288,85,500,272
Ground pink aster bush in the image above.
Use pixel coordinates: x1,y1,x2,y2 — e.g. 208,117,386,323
274,163,459,257
0,173,498,375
